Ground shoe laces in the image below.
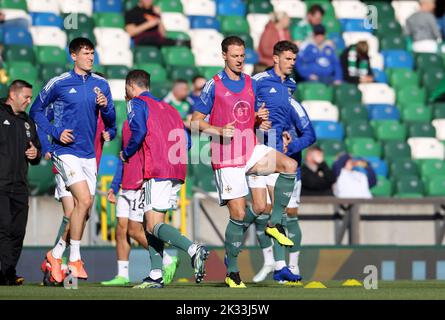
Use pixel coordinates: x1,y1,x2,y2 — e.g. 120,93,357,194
275,223,286,235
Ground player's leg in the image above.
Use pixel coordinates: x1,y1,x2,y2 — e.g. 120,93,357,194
285,180,303,278
247,146,297,247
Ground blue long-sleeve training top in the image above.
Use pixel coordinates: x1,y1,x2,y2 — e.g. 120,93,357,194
30,70,116,159
253,68,317,180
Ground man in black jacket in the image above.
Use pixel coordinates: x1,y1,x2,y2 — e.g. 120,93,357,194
0,80,41,285
301,146,336,196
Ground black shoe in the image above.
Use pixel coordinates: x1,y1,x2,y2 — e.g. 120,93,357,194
225,272,246,288
5,275,24,286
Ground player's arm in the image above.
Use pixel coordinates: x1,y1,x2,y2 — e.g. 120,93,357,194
99,84,117,139
29,83,66,142
286,105,316,156
122,99,147,161
109,157,123,197
36,105,54,158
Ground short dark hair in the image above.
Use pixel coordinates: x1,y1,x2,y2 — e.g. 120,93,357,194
192,75,206,83
69,37,95,54
273,40,299,56
308,4,325,16
221,36,245,53
9,80,32,94
126,69,150,89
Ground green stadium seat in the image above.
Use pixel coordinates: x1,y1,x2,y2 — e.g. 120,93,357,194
3,45,35,63
0,84,8,97
168,65,198,81
299,82,333,101
346,137,381,157
401,105,432,123
408,122,436,137
390,159,419,179
388,68,419,90
134,63,167,83
426,176,445,196
27,159,55,196
290,24,308,41
151,82,172,99
158,0,183,12
433,102,445,119
36,46,67,65
102,139,120,156
197,66,222,80
227,33,254,49
340,105,368,124
371,176,392,197
394,176,424,198
114,100,127,130
397,87,426,108
92,65,106,75
6,62,38,84
422,69,445,95
133,46,163,65
62,13,95,30
104,65,129,80
165,31,190,41
135,63,167,83
419,159,445,180
376,20,402,37
0,0,27,10
322,15,341,33
67,29,97,45
374,120,407,141
39,64,67,83
163,47,195,66
379,35,406,50
383,141,412,161
220,16,250,34
319,140,346,156
93,13,125,28
334,83,362,106
346,120,375,138
125,0,138,11
247,0,273,13
415,53,444,71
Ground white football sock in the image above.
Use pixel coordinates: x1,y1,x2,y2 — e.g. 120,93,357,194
69,240,81,262
274,260,286,271
149,269,163,280
117,260,129,279
289,251,300,274
187,243,198,258
163,251,173,265
262,245,275,266
52,237,66,259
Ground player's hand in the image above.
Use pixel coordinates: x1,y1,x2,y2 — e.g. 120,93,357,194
25,141,38,160
59,129,74,144
222,120,236,138
107,189,116,204
119,151,127,163
282,131,292,152
96,92,108,107
256,103,269,121
259,120,271,131
309,74,318,81
102,130,111,142
44,152,51,161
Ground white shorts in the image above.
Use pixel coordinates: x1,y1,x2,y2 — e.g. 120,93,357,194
52,154,97,196
143,179,182,212
54,173,72,201
116,189,145,222
214,144,274,206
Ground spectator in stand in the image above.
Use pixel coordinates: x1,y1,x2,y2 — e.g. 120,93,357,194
257,11,291,72
340,41,374,84
125,0,190,47
163,79,191,127
187,75,206,111
301,146,336,196
405,0,442,53
332,153,377,199
297,4,325,42
295,24,342,85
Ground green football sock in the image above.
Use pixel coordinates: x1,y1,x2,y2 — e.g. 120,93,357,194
254,214,272,249
54,216,69,246
287,216,302,253
146,232,164,272
225,219,244,273
243,205,258,231
273,214,288,262
154,223,193,253
270,173,296,226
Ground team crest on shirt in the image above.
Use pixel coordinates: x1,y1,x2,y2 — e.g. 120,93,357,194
68,170,76,178
93,87,101,95
224,185,233,193
232,100,252,124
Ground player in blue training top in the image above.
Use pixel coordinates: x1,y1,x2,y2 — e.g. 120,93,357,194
30,37,116,282
249,40,316,284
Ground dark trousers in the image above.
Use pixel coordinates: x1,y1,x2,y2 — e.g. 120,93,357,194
0,192,29,279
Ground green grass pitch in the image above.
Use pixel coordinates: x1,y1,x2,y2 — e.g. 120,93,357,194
1,281,445,300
